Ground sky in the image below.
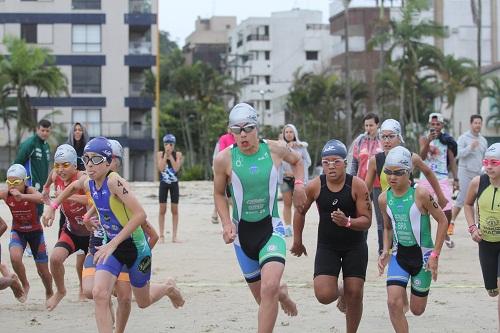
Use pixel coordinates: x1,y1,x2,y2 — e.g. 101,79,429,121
159,0,332,46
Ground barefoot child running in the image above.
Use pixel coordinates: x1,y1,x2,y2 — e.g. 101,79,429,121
0,164,53,304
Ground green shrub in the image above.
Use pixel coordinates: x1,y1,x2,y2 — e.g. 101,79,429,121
180,164,204,181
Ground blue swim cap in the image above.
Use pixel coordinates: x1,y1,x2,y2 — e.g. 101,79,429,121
163,134,176,144
84,137,113,162
321,139,347,159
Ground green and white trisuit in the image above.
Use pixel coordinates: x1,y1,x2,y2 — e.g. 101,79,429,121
230,140,286,283
386,187,434,297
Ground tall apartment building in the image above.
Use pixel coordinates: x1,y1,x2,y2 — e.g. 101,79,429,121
227,9,336,127
183,16,236,73
0,0,158,181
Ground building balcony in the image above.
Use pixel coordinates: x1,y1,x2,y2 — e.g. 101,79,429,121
246,34,269,42
124,55,156,67
332,36,366,56
125,96,154,108
129,41,152,54
129,0,152,13
60,121,152,139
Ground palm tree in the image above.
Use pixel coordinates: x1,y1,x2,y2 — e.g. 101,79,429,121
369,0,446,135
0,36,68,145
482,77,500,129
439,55,479,118
0,70,16,162
470,0,482,114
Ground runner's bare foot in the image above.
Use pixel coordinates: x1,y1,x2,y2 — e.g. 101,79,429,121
10,274,26,303
78,289,87,302
46,290,66,311
165,278,185,308
172,238,183,243
23,284,30,302
159,235,165,244
279,284,298,316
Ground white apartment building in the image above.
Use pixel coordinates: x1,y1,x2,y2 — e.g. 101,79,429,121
0,0,158,181
227,9,336,127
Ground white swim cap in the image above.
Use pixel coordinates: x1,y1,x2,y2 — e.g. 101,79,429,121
380,119,404,143
485,143,500,159
385,146,413,171
7,164,27,179
228,103,258,127
55,144,77,166
108,139,124,159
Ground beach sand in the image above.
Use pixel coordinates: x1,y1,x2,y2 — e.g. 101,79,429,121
0,181,495,332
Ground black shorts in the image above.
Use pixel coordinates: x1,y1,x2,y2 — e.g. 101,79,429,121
314,241,368,280
479,240,500,291
159,181,179,204
55,227,90,255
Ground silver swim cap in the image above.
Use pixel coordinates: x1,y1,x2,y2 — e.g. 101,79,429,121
380,119,404,143
385,146,413,170
7,164,27,179
228,103,258,127
485,143,500,159
109,139,124,159
55,144,78,166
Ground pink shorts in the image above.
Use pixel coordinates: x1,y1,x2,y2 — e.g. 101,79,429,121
417,178,453,211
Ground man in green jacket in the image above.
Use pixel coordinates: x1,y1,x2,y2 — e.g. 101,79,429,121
14,119,52,215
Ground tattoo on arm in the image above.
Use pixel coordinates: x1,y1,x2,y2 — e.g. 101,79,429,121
364,192,372,210
122,188,128,195
117,180,123,187
429,194,439,209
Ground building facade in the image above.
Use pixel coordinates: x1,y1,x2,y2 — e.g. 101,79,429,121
227,9,336,127
0,0,158,181
183,16,236,73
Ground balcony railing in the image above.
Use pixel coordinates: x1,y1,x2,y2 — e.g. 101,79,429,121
60,121,153,139
306,24,330,30
129,0,152,13
246,34,269,42
129,41,152,54
129,123,151,138
72,0,101,9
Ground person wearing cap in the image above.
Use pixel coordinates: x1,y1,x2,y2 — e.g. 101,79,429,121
44,137,184,332
451,115,488,234
365,119,448,254
378,146,448,332
279,123,311,237
464,143,500,328
213,103,305,331
0,164,53,304
291,139,372,333
157,133,184,243
419,113,458,247
42,144,90,311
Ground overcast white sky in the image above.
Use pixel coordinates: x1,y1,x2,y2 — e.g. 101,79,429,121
159,0,332,46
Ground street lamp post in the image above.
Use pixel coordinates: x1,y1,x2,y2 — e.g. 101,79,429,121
343,0,353,145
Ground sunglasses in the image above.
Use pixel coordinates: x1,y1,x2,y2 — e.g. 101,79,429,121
321,159,346,167
6,179,24,186
383,168,408,176
380,134,398,141
483,159,500,167
229,124,256,135
82,155,106,166
54,162,72,169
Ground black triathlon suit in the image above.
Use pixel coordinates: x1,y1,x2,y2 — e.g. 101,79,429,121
314,173,368,279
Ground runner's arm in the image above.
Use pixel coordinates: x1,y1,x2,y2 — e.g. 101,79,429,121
157,151,167,173
418,186,447,256
0,217,7,238
348,177,372,231
213,151,231,226
291,177,319,257
378,192,393,254
365,156,376,193
170,151,183,172
20,186,44,204
447,148,459,185
142,221,159,249
464,176,480,230
419,135,432,160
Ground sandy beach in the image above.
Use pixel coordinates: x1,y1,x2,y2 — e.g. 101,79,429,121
0,180,496,333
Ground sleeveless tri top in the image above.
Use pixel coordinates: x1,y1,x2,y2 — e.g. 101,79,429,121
477,174,500,242
54,173,89,236
315,174,363,248
230,140,279,223
6,186,41,232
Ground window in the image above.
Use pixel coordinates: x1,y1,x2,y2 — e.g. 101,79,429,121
72,0,101,9
265,100,271,110
73,109,101,137
37,24,53,44
264,51,270,60
72,66,101,94
306,51,319,60
21,24,37,43
264,76,270,85
72,25,101,52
